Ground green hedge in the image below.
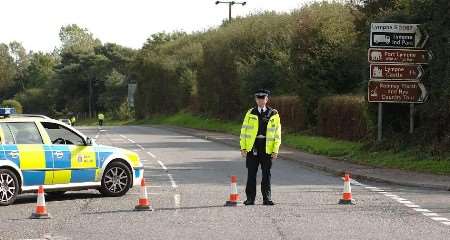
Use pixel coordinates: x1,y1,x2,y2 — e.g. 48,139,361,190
318,95,369,141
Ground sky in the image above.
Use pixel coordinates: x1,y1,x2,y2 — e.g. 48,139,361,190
0,0,317,53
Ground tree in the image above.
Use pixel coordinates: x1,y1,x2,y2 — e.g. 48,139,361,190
291,2,365,126
23,52,58,89
8,41,29,91
0,43,16,98
59,24,101,53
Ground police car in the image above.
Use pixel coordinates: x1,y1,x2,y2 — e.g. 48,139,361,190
0,108,144,206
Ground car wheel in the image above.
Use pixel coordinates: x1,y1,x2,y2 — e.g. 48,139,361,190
99,162,132,197
0,169,19,206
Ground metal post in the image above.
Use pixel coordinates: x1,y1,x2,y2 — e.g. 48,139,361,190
228,3,232,22
89,77,92,119
409,103,414,134
377,103,383,142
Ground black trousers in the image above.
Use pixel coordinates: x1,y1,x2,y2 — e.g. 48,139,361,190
245,150,272,202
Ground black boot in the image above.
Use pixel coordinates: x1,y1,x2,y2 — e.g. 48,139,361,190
244,200,255,205
263,200,275,206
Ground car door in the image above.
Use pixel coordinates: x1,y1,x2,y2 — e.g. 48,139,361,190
3,122,53,186
0,123,8,164
40,122,98,184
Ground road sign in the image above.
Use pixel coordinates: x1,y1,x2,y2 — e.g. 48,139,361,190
368,80,428,103
368,48,432,64
370,23,429,48
370,64,424,80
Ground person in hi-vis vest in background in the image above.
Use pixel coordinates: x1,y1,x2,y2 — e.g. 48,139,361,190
240,89,281,206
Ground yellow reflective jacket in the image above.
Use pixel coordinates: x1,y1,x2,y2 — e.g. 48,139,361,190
240,107,281,154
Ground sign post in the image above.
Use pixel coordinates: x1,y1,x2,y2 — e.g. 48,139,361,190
370,23,429,48
409,103,414,134
378,103,383,142
368,23,430,141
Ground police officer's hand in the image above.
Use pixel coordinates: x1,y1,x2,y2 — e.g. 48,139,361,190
240,150,247,158
271,153,278,160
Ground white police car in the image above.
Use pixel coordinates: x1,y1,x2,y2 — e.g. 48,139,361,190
0,108,144,206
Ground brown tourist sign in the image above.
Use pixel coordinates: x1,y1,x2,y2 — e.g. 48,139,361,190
368,80,428,103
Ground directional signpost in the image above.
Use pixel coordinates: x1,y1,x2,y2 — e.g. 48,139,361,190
368,81,427,103
368,23,430,141
370,23,429,48
370,64,424,80
368,48,432,64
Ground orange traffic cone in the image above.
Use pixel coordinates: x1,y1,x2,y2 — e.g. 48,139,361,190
225,176,242,206
339,173,355,205
134,178,153,211
30,186,51,219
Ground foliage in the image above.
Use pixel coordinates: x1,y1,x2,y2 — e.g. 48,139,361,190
318,95,369,141
291,2,365,126
15,88,53,115
133,32,202,118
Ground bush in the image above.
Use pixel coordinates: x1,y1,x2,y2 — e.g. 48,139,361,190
14,88,53,115
318,95,369,141
269,96,305,131
292,2,365,126
1,99,23,114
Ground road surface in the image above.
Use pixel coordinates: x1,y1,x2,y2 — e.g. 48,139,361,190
1,126,449,240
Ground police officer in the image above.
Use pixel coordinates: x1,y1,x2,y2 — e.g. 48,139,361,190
98,113,105,126
70,116,76,126
240,89,281,206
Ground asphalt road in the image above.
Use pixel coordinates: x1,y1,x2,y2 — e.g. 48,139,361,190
1,125,449,240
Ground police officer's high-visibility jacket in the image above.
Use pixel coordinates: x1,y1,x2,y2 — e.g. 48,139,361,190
240,108,281,154
98,113,105,120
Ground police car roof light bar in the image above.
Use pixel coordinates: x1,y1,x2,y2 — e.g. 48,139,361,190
0,108,16,117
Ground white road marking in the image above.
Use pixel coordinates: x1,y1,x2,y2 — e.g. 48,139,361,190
413,208,431,212
128,139,136,143
157,160,167,170
405,204,421,208
370,188,385,192
147,151,157,159
431,217,449,221
423,213,439,217
392,197,407,201
168,174,178,188
361,183,448,228
384,194,398,197
119,134,127,139
174,194,181,208
137,144,145,150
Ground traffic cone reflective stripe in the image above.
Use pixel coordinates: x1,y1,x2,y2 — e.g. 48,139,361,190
339,173,355,205
30,186,51,219
225,176,242,206
135,178,153,211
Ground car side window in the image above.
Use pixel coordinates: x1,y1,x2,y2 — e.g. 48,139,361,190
7,122,43,144
0,123,15,144
41,122,85,145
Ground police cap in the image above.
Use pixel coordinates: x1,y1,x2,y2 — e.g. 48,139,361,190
254,89,270,98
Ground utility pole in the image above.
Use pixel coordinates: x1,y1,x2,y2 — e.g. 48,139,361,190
215,1,247,22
